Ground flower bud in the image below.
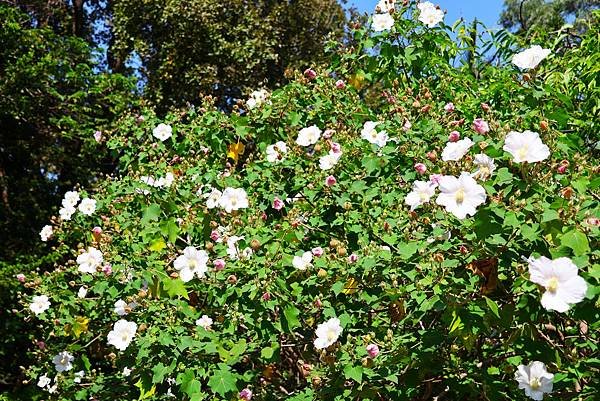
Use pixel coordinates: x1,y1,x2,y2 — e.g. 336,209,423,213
480,103,490,112
16,274,25,283
557,164,568,174
272,197,284,211
540,120,549,131
444,102,455,112
304,68,317,80
426,151,437,162
335,79,345,89
227,274,238,284
348,253,358,263
337,246,347,256
472,118,490,134
213,259,226,271
317,269,328,278
262,292,271,301
366,344,380,358
250,239,261,251
414,163,427,175
448,131,460,142
312,247,324,257
325,175,337,187
210,230,220,241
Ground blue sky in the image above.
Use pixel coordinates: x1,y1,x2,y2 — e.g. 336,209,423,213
350,0,504,28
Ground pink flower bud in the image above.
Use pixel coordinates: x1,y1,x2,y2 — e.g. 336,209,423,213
402,120,412,131
348,253,358,263
262,292,271,301
213,259,226,271
459,245,468,254
314,298,323,308
366,344,379,358
323,129,335,139
273,197,284,211
426,151,437,161
335,79,346,89
136,115,145,123
261,212,267,221
210,230,220,241
102,263,112,276
444,102,455,112
37,340,46,350
92,226,102,241
557,164,568,174
448,131,460,142
312,247,324,257
16,274,25,283
414,163,427,175
239,388,253,401
585,217,600,227
481,103,491,112
304,68,317,80
330,142,342,153
325,175,337,187
472,118,490,134
429,174,443,185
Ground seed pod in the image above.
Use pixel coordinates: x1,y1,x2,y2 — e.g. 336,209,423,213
250,239,261,251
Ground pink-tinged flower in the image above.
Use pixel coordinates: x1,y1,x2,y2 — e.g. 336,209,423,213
239,388,253,400
348,253,358,263
210,230,220,241
312,247,324,257
262,292,271,301
273,197,284,211
444,102,455,112
330,142,342,153
448,131,460,142
304,68,317,80
92,226,102,241
557,164,567,174
325,175,337,187
93,130,102,142
472,118,490,134
102,263,112,276
335,80,346,89
429,174,443,185
402,120,412,131
213,259,226,271
584,216,600,227
366,344,380,358
17,274,25,283
323,129,335,139
414,163,427,175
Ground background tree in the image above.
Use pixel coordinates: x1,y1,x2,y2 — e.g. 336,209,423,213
500,0,600,36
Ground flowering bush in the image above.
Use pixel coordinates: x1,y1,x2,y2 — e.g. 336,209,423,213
14,2,599,400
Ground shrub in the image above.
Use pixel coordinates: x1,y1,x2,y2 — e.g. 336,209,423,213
13,3,598,400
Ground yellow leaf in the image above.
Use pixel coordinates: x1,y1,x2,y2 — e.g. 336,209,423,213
449,311,464,335
227,141,245,163
342,277,359,295
348,72,366,90
70,316,90,338
148,239,166,252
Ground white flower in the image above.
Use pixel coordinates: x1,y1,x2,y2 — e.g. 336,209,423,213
319,151,342,171
528,256,588,313
441,138,473,161
435,173,487,219
73,370,85,383
219,187,249,213
40,225,53,242
47,383,58,394
37,374,51,388
266,141,288,163
361,121,388,147
503,131,550,163
417,2,444,27
59,205,76,220
292,251,313,271
205,188,222,209
77,286,88,299
29,295,51,315
404,180,437,211
196,315,213,329
246,89,269,110
174,246,209,282
512,45,551,70
78,198,97,216
515,361,554,400
296,125,322,147
62,191,80,207
77,247,103,274
376,0,395,13
163,172,175,187
226,235,245,260
153,123,172,141
314,317,343,349
52,351,74,373
122,367,132,377
114,299,133,316
472,154,496,180
107,319,137,351
372,13,395,31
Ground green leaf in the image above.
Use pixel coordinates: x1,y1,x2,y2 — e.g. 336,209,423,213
207,367,238,397
152,362,169,384
343,365,363,383
561,229,590,256
283,305,301,331
398,242,418,259
484,297,500,319
162,278,189,299
142,203,161,224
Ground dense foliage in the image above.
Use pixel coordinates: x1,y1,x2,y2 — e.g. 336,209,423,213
6,2,600,401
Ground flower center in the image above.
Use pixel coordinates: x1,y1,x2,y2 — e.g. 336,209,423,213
455,188,465,204
121,333,129,342
529,377,541,390
547,277,559,293
188,259,198,269
419,192,429,202
60,356,68,365
326,329,338,342
518,145,529,160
